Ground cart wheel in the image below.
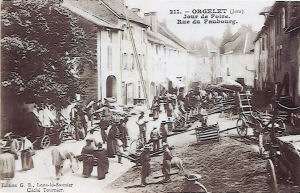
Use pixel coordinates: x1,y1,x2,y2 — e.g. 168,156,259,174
40,135,50,149
59,131,65,141
236,116,248,137
267,159,278,192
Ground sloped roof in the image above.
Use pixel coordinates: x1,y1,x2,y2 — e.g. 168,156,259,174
63,0,147,27
222,26,256,54
147,30,184,50
100,0,148,26
62,2,120,29
259,6,272,15
157,22,187,49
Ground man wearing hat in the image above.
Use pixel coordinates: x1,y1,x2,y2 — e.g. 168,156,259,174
140,144,151,187
107,122,120,158
118,118,129,148
137,112,147,145
182,174,208,193
0,146,16,179
150,126,160,152
151,96,160,120
162,143,172,183
160,121,168,144
81,139,95,178
94,143,109,180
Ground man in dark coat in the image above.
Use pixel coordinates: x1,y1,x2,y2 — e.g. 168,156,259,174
107,123,120,158
100,120,108,144
150,127,160,152
81,139,94,178
140,144,151,187
94,143,109,180
119,119,129,148
160,121,168,143
162,143,172,182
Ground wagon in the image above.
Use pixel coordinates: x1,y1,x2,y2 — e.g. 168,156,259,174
266,135,300,192
236,93,288,154
32,125,64,149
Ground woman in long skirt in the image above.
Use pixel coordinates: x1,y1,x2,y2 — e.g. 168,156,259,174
21,137,34,171
0,147,15,179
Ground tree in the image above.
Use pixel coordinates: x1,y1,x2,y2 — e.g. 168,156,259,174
1,0,92,136
1,0,91,110
220,24,233,53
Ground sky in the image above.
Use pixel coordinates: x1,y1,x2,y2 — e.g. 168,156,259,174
125,0,275,42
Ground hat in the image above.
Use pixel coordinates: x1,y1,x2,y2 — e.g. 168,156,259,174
161,120,166,124
86,139,93,142
186,174,202,181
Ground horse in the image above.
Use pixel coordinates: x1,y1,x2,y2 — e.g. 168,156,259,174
51,148,79,180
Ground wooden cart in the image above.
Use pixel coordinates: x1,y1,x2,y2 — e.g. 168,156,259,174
266,135,300,192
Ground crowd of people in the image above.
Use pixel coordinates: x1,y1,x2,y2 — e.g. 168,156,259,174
0,133,34,180
0,85,233,192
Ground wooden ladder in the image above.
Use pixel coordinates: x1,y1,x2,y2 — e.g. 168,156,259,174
238,92,252,115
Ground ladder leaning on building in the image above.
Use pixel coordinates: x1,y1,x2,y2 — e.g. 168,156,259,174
123,6,150,109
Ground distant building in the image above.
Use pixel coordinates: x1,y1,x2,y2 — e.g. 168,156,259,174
254,1,300,104
213,25,256,86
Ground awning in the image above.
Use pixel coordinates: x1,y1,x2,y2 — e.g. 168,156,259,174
216,78,243,90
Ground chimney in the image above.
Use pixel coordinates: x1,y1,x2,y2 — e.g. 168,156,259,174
131,8,140,13
144,12,151,26
144,12,157,32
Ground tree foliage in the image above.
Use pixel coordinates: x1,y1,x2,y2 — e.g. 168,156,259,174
220,24,233,53
1,0,91,109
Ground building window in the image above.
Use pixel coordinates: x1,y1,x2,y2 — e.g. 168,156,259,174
279,48,282,70
277,15,281,34
141,29,146,43
123,53,128,70
108,31,113,43
292,6,299,18
261,38,265,51
143,55,146,70
282,7,286,29
138,54,142,70
131,54,135,70
107,45,112,71
227,67,230,76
